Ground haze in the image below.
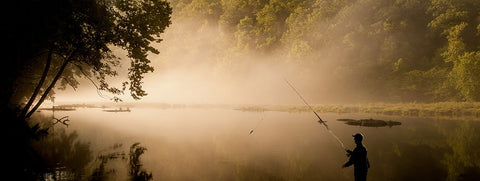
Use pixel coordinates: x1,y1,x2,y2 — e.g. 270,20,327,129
54,0,480,105
55,6,367,105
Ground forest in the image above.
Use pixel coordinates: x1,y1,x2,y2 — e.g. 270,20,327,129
5,0,480,109
163,0,480,103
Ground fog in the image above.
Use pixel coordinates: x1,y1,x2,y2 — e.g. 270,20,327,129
54,0,447,105
55,19,357,105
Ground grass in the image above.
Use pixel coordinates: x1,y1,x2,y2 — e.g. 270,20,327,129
235,102,480,119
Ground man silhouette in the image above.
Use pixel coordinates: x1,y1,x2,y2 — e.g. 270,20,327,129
342,133,370,181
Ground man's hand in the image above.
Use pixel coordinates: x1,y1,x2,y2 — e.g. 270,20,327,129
346,149,352,157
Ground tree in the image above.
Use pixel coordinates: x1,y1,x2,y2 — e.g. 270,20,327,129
4,0,172,120
428,0,480,101
451,52,480,101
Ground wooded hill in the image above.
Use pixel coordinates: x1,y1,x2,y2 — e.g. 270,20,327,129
167,0,480,102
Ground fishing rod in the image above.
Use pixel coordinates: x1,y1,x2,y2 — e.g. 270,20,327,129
283,78,328,129
283,77,346,150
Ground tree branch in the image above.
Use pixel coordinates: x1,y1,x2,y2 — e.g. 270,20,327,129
71,62,112,100
20,47,53,119
26,49,77,119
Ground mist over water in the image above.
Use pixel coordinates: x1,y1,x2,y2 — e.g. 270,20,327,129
38,106,480,180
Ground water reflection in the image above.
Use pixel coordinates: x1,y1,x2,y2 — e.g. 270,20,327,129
129,143,153,181
32,129,93,180
31,107,480,180
440,121,480,180
89,143,127,181
89,142,152,181
12,111,154,181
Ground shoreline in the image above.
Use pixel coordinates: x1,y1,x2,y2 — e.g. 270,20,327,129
45,102,480,120
234,102,480,120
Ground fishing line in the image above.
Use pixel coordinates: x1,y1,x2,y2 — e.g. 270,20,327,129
249,111,265,135
283,77,346,150
328,130,346,150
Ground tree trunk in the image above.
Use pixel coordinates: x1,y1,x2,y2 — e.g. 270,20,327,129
20,48,53,119
26,50,76,119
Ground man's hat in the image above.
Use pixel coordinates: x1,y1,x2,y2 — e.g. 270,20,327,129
352,133,364,140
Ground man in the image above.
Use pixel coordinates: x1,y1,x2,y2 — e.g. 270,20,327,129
342,133,370,181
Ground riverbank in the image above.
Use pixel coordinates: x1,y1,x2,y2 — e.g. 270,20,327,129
47,101,480,120
235,102,480,119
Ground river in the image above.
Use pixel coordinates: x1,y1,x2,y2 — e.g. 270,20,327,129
36,105,480,181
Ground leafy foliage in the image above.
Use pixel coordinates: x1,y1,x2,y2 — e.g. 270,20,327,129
5,0,480,106
168,0,480,102
5,0,172,114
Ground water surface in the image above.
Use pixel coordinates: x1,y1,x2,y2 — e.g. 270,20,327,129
40,106,480,180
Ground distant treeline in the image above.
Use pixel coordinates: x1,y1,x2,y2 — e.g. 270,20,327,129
236,102,480,119
168,0,480,102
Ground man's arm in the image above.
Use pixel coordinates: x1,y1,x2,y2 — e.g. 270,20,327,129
342,150,354,168
342,160,353,168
